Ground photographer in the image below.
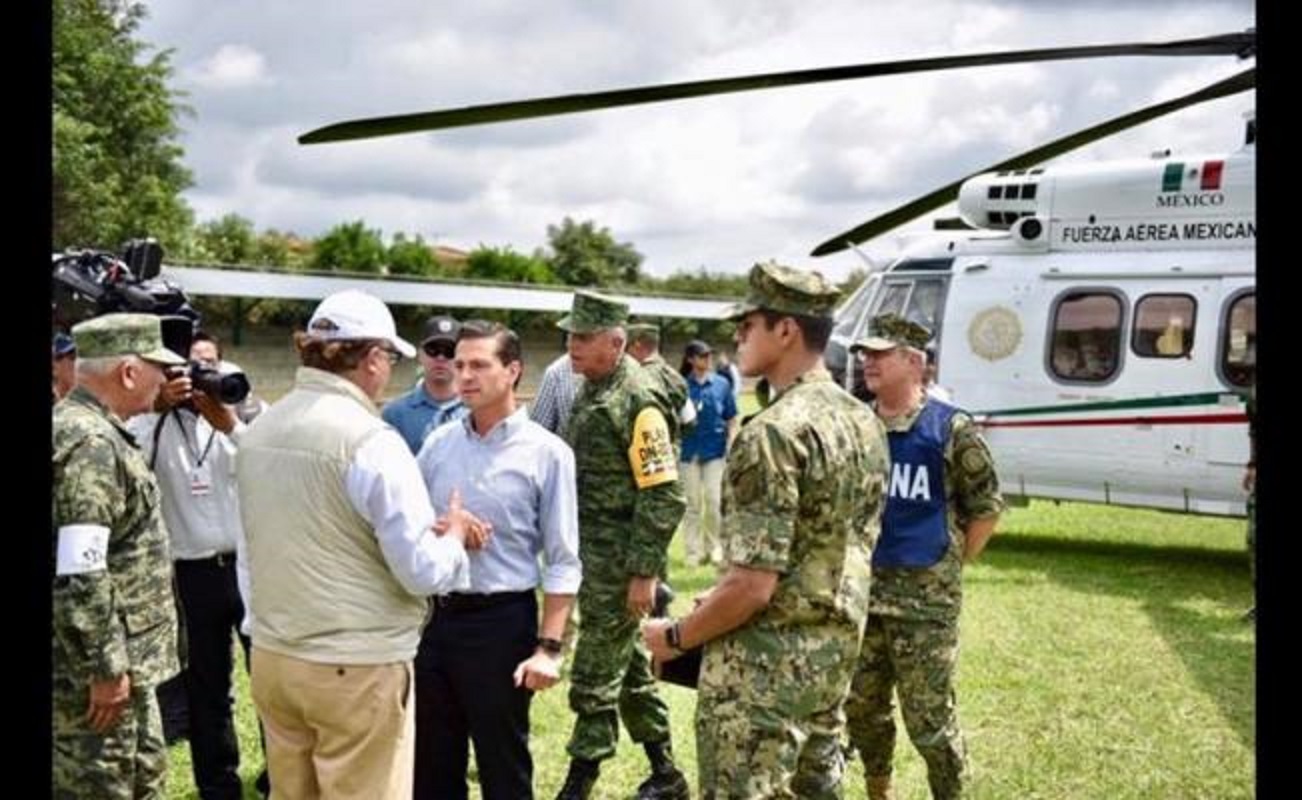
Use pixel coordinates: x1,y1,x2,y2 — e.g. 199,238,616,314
127,331,269,800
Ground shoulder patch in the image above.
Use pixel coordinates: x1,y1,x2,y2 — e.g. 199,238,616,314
628,407,678,489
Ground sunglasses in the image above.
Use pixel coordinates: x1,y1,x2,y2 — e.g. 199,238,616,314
423,341,456,359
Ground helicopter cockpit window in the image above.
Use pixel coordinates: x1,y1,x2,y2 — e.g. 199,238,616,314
1132,294,1196,358
1048,290,1125,383
1220,291,1255,388
833,275,878,340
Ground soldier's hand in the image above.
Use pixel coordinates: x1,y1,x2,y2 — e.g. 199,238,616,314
627,575,657,618
641,618,676,664
192,392,238,435
513,651,562,692
86,673,131,734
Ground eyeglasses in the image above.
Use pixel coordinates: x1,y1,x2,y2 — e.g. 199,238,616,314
423,341,456,360
375,345,402,365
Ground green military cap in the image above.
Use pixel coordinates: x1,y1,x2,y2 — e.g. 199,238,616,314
71,313,187,366
851,313,933,352
625,322,661,343
723,260,841,320
557,289,630,333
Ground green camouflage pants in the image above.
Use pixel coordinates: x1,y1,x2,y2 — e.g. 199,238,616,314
846,614,967,800
53,676,167,800
566,563,671,761
696,688,845,800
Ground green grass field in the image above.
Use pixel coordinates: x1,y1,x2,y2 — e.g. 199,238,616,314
164,499,1254,799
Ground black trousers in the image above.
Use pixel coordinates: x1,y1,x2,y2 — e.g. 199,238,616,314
414,591,538,800
175,555,254,800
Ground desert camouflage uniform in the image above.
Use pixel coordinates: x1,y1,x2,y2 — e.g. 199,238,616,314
845,398,1004,800
564,342,686,761
52,315,184,800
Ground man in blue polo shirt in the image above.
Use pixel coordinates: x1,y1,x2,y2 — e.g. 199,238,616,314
679,339,737,567
383,314,468,453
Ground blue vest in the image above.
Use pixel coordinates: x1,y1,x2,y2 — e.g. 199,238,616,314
875,398,957,568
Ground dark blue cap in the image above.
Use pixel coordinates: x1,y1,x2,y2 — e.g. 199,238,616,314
53,332,76,357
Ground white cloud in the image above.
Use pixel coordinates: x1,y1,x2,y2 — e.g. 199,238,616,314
187,44,270,90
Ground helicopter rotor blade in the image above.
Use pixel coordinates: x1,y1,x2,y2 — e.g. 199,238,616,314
299,30,1253,145
809,66,1255,257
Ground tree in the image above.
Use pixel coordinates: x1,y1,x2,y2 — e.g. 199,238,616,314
543,217,643,287
193,213,257,264
387,232,438,277
464,246,557,285
54,0,194,252
312,220,387,273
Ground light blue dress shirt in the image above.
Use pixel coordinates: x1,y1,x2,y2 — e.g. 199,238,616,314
415,406,582,595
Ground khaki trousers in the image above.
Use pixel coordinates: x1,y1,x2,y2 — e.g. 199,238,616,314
251,647,414,800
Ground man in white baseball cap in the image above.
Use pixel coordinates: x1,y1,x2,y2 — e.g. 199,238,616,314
236,290,488,799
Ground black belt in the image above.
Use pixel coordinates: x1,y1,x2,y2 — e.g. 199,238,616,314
177,552,237,568
433,590,533,612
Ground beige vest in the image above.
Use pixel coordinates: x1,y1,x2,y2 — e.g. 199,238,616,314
238,367,428,664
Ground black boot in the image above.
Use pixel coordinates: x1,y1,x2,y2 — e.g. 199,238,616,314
636,740,690,800
555,758,601,800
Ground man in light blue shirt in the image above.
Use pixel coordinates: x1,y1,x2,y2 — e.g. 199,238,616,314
383,314,468,453
414,320,581,800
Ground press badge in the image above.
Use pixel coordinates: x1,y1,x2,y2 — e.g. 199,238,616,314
189,462,213,496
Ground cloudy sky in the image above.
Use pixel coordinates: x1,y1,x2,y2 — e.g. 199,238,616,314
136,0,1255,282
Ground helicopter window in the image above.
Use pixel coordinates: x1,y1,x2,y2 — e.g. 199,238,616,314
1132,294,1196,358
1219,291,1256,388
875,282,912,317
988,186,1003,199
1048,290,1125,383
1030,168,1045,175
833,276,877,340
1020,184,1037,200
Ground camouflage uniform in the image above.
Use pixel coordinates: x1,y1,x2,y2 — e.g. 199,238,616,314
627,322,692,448
560,295,687,764
845,314,1005,800
696,262,890,800
52,315,185,799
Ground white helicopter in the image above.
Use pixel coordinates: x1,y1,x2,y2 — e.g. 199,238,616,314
298,29,1256,517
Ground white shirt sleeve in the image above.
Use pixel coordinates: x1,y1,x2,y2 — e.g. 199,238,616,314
345,429,469,596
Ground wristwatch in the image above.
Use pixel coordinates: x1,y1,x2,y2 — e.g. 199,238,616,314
537,636,564,656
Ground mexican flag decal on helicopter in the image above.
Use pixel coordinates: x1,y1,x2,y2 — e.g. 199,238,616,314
1162,160,1224,192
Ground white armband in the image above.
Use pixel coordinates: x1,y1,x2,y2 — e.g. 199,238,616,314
56,524,110,576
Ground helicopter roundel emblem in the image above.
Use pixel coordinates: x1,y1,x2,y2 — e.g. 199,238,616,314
967,306,1022,362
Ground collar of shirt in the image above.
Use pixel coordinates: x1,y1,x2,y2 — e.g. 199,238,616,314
66,386,138,446
459,405,527,444
408,383,462,411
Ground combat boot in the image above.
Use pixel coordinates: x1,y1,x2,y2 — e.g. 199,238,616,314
635,740,690,799
555,758,601,800
866,774,895,800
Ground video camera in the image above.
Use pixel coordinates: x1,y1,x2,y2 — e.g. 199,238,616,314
51,238,251,405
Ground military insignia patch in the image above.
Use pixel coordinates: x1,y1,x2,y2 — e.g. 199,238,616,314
628,407,678,488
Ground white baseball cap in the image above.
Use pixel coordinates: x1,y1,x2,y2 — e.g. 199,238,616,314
306,290,416,358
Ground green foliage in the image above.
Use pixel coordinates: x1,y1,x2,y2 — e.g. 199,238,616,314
193,213,257,264
651,267,749,299
387,232,439,277
543,217,643,287
464,245,558,285
53,0,194,252
312,220,387,273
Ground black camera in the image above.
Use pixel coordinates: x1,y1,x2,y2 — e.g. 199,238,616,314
52,238,252,405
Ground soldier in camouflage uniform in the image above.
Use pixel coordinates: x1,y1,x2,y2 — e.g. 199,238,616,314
844,314,1005,800
626,321,694,446
644,261,890,800
52,314,187,799
555,292,690,800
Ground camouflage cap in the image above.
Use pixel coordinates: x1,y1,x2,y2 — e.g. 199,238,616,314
71,313,187,366
557,290,629,333
723,260,841,320
625,322,661,343
851,313,933,352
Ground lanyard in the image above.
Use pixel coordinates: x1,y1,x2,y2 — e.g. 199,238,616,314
169,409,217,468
